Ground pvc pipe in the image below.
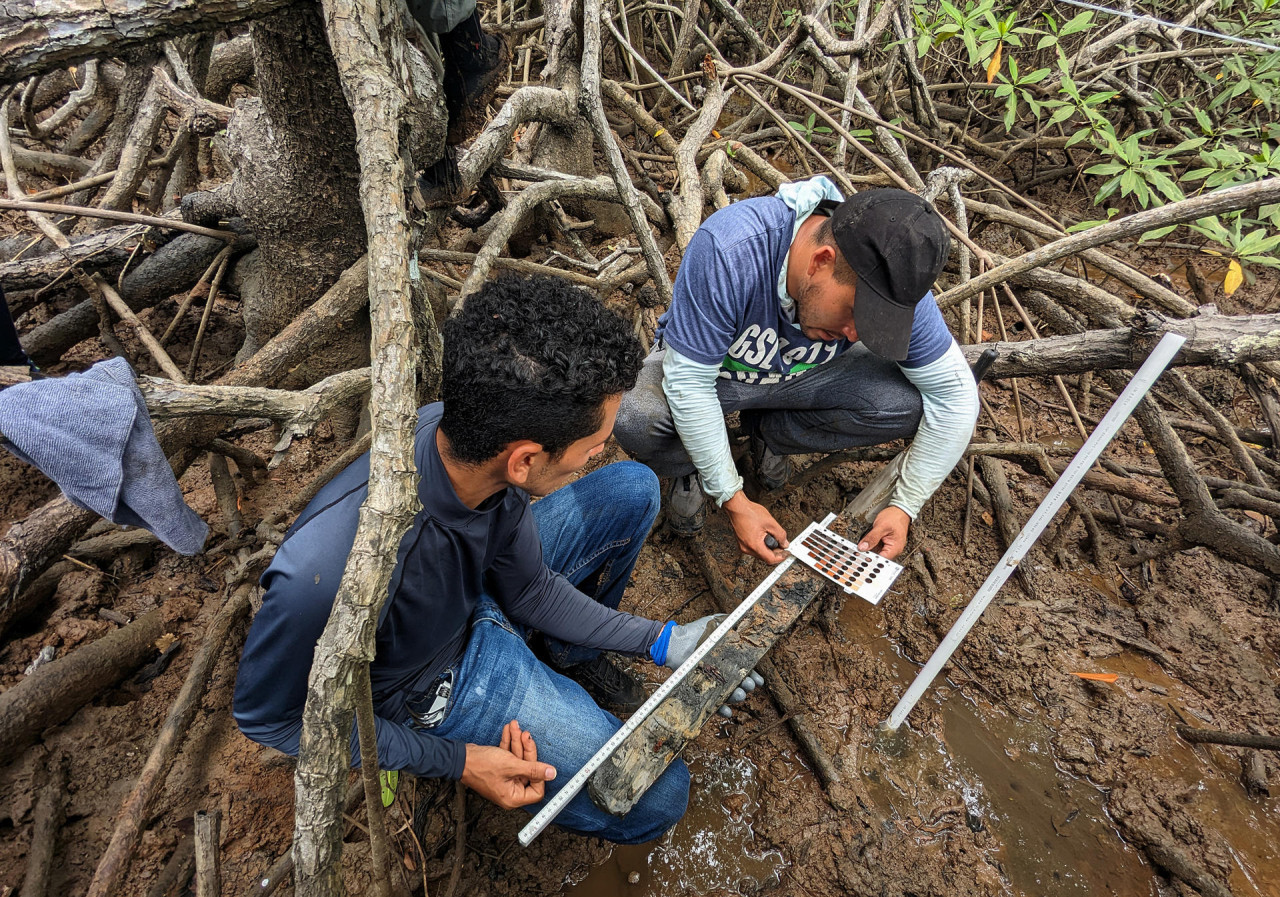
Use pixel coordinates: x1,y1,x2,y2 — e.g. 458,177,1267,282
883,332,1186,732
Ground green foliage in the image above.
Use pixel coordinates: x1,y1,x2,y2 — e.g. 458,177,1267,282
788,112,832,143
909,0,1280,279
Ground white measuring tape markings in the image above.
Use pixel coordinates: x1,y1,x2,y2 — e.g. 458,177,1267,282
518,513,837,846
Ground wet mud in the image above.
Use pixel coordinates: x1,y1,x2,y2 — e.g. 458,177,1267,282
2,225,1279,897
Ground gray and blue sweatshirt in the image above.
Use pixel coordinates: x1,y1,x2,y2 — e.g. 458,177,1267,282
233,404,663,780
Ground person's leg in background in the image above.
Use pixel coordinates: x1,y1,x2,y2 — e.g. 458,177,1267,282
406,0,509,201
613,347,710,535
531,460,660,709
727,344,924,456
0,284,38,375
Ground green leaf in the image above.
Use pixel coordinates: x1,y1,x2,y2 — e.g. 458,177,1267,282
1048,104,1075,125
1060,10,1094,35
1168,137,1208,155
1067,217,1111,232
1139,225,1179,242
1065,128,1092,147
1119,169,1141,197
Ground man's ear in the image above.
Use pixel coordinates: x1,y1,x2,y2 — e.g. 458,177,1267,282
808,243,837,277
505,440,543,486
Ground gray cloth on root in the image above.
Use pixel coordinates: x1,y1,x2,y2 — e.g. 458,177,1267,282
0,356,208,555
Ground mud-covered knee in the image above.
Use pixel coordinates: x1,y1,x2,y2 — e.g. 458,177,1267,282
614,389,668,458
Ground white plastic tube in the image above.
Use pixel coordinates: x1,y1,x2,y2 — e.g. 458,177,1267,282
883,332,1186,732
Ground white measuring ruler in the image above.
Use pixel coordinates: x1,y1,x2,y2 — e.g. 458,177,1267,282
518,513,836,846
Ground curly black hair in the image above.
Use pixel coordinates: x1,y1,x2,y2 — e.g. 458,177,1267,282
439,274,645,464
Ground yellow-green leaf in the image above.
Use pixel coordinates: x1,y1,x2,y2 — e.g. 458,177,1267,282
1224,259,1244,296
986,41,1003,84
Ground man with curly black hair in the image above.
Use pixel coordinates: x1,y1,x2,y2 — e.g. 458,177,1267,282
234,275,743,842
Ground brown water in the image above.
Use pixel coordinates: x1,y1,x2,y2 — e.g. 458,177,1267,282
566,752,787,897
939,701,1156,896
843,598,1158,897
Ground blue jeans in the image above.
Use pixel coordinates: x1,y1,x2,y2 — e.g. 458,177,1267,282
429,461,690,843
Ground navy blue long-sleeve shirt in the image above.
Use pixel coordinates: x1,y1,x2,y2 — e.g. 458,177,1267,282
233,404,663,779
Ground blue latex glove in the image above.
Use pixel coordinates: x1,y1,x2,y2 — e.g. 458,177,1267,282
651,615,764,718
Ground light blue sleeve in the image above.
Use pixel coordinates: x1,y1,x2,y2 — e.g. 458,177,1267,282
893,340,979,517
662,346,745,506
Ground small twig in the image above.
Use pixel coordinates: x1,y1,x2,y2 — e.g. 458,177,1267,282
355,664,393,897
186,251,230,381
161,245,232,346
0,198,239,242
987,289,1026,441
193,810,222,897
441,782,468,897
601,7,695,111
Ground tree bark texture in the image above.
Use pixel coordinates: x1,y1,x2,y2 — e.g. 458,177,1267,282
292,1,422,893
958,312,1280,379
227,7,365,358
0,222,150,292
0,0,298,85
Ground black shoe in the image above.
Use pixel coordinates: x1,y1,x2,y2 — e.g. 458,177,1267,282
665,474,706,536
440,11,510,145
750,435,791,491
555,654,647,713
416,144,464,208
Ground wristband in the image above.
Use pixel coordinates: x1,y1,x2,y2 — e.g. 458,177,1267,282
648,620,676,665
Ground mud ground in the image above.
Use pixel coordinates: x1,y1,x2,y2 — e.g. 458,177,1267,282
2,208,1279,897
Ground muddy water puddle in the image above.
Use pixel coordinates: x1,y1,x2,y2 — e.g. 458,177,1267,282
939,701,1155,895
841,599,1156,896
566,753,786,897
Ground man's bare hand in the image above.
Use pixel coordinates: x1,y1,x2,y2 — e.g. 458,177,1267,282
858,506,911,560
723,492,788,563
460,720,556,810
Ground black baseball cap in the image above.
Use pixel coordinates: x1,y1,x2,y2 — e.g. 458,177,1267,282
821,189,950,361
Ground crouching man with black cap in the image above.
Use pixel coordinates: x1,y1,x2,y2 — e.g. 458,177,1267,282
614,177,979,563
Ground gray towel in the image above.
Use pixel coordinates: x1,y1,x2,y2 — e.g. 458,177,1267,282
0,357,208,555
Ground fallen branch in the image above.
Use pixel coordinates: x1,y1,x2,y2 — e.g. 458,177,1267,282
20,753,69,897
0,609,168,760
0,199,239,242
85,586,250,897
938,178,1280,309
0,0,297,84
958,312,1280,378
1176,724,1280,752
193,810,222,897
